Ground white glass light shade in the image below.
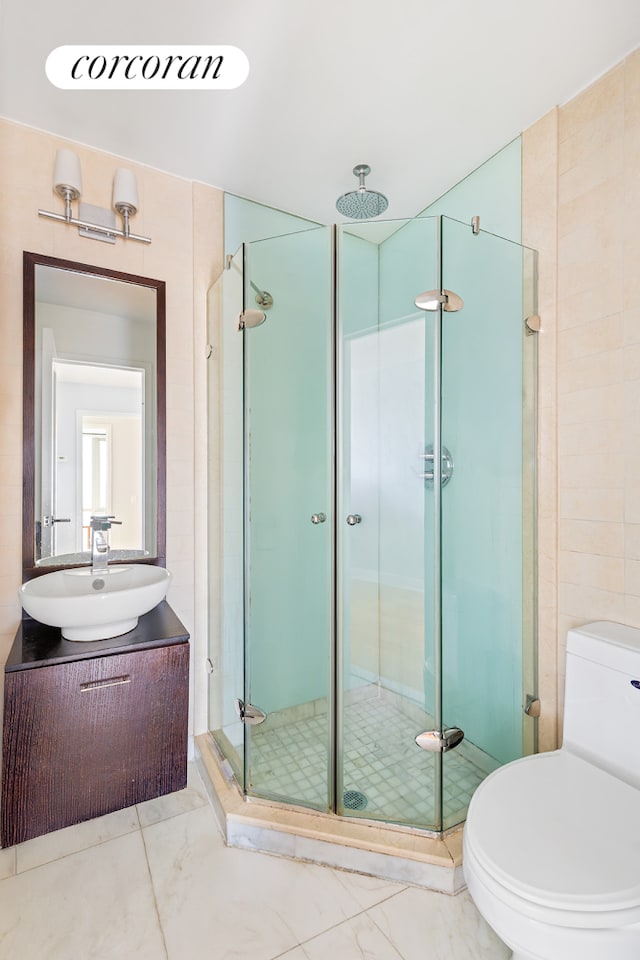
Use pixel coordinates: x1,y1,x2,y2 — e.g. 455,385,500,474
53,149,82,199
113,168,139,214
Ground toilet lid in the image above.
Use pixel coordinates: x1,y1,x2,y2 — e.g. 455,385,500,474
465,750,640,914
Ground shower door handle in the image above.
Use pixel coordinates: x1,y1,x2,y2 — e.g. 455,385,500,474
310,513,326,524
346,514,362,526
43,515,71,526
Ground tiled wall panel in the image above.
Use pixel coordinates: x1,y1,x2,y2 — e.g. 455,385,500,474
523,47,640,744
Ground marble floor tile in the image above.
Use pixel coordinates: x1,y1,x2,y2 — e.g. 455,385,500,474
136,760,209,827
0,831,167,960
15,805,139,873
301,913,405,960
0,775,508,960
143,804,371,960
366,886,510,960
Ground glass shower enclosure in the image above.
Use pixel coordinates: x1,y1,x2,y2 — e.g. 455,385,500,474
208,215,538,833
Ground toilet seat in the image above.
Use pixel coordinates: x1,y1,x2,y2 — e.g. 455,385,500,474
464,750,640,927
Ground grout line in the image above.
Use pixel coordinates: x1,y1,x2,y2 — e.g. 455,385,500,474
286,885,409,959
365,900,410,959
138,811,171,960
135,795,209,831
10,818,140,878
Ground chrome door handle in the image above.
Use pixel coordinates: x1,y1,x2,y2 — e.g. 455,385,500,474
346,514,362,526
310,513,326,524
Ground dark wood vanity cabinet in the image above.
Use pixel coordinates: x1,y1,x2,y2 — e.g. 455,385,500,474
1,602,189,847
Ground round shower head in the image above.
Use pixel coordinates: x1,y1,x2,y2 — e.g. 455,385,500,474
336,164,388,220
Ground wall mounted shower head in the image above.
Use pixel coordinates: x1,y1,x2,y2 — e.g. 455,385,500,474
336,164,388,220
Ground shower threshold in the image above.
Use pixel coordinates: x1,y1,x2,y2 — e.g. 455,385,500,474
195,733,465,894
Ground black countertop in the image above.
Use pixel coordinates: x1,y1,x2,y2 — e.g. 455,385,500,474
6,601,189,672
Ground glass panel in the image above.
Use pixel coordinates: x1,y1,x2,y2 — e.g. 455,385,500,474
208,245,245,785
522,246,539,759
337,218,442,830
211,215,538,835
440,217,538,830
244,227,333,811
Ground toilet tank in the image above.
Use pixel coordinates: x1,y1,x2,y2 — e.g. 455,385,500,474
564,621,640,790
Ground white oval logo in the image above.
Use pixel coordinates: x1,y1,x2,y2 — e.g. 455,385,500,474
46,45,249,90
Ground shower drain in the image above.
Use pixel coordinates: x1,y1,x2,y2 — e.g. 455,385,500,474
343,789,368,811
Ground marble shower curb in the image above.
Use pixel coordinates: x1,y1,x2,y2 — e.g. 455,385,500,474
194,733,466,894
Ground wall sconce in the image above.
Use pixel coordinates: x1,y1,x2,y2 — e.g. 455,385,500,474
113,168,138,238
38,149,151,244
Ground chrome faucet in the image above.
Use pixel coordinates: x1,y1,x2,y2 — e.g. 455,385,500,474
90,516,121,574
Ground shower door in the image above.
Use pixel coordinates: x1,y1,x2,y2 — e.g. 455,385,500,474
439,218,538,829
336,215,537,832
210,215,537,834
241,227,335,809
337,217,444,828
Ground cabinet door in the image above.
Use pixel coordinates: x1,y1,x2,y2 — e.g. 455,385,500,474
1,643,189,846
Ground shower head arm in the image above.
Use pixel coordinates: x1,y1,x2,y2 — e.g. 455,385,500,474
353,163,371,190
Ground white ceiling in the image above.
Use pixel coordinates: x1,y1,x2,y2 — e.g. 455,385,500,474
2,1,640,225
37,266,156,323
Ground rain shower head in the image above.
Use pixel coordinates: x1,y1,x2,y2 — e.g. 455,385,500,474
336,164,388,220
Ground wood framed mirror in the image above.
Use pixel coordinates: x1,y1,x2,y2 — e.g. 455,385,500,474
23,252,166,579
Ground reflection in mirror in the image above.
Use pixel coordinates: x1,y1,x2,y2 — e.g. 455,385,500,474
23,253,166,577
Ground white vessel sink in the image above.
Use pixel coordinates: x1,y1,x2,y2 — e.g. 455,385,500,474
19,564,172,641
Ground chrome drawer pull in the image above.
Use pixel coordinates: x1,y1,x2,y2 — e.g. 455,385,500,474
80,675,131,692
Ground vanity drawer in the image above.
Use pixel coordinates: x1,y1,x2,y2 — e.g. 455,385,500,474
1,641,189,846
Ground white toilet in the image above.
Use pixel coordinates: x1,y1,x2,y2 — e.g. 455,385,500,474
463,621,640,960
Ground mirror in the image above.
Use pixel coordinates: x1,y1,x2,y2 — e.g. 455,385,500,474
23,252,166,578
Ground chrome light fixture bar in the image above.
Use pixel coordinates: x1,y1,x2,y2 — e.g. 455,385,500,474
38,149,151,244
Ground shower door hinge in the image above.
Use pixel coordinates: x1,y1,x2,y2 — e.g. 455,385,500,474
415,727,465,753
525,314,541,334
471,215,480,235
524,695,541,718
237,309,267,331
235,698,267,725
414,289,464,313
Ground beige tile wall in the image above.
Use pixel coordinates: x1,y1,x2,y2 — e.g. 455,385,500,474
523,47,640,745
0,117,223,738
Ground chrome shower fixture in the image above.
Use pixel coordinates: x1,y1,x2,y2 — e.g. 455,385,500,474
414,289,464,313
237,308,267,330
336,164,388,220
249,280,274,310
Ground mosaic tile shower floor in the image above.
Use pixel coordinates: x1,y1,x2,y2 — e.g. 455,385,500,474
249,695,488,828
